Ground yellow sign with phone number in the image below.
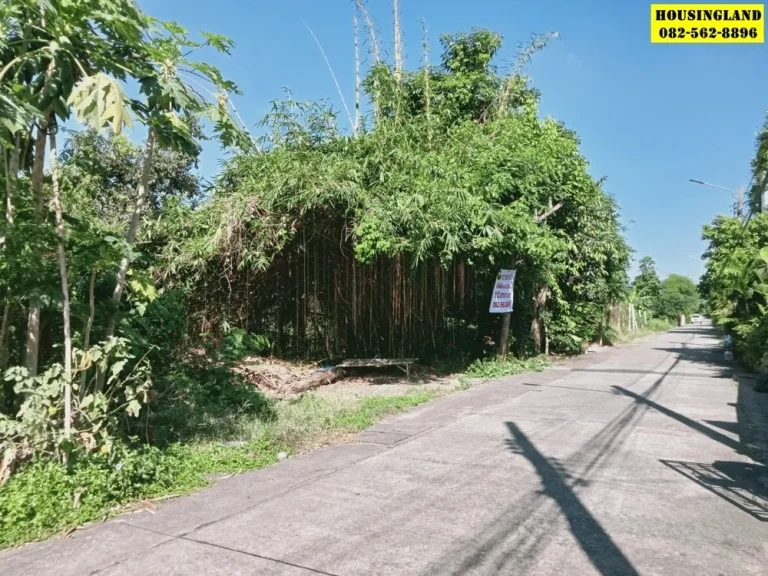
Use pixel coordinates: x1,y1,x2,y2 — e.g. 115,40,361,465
651,4,764,43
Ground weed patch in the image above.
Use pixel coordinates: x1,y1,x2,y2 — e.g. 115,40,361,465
465,355,550,380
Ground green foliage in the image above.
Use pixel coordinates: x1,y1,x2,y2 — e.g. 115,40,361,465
648,317,674,331
332,393,437,430
149,353,273,445
67,73,134,135
747,112,768,214
700,211,768,368
220,327,270,361
60,129,201,228
653,274,700,320
0,444,186,548
0,338,152,457
465,355,549,379
161,30,629,357
1,5,634,549
0,387,438,548
633,256,661,310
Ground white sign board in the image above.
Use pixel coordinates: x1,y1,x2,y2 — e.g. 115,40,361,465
489,269,516,313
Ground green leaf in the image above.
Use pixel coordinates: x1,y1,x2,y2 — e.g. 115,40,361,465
67,73,133,135
126,399,142,417
110,360,127,378
200,31,235,54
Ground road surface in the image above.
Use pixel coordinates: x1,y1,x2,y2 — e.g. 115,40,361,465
2,326,767,575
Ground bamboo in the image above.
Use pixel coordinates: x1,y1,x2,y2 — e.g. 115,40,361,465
393,0,403,81
354,15,361,134
306,24,355,134
422,19,432,148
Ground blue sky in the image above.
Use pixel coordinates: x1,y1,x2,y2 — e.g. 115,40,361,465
138,0,768,281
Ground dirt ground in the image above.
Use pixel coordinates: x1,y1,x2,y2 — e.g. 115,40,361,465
236,356,459,399
313,368,459,400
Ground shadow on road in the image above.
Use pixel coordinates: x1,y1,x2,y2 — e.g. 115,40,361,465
649,326,768,467
705,419,741,435
505,422,640,576
423,358,682,575
611,385,744,454
660,460,768,522
423,333,765,575
572,367,733,379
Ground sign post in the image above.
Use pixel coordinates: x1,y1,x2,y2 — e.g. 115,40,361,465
489,269,517,359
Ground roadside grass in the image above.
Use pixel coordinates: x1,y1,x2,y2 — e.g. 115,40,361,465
613,318,675,345
0,390,440,549
460,355,550,385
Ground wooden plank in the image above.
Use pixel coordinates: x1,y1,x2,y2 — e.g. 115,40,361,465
337,358,417,368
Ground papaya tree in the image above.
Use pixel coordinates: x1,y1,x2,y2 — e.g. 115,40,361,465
62,18,254,388
0,0,145,377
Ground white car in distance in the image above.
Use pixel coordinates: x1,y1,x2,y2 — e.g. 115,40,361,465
690,314,704,324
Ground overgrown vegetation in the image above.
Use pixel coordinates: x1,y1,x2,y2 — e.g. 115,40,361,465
0,0,668,547
699,111,768,380
700,214,768,370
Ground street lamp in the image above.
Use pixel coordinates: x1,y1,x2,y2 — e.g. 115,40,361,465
689,178,743,218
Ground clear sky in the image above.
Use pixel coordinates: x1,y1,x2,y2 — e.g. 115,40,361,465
138,0,768,281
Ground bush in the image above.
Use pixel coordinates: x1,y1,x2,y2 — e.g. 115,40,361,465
0,443,195,548
220,327,270,361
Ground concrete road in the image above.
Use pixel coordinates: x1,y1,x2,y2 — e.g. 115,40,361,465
2,326,767,575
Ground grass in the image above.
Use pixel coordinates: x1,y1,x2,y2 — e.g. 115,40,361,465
612,318,675,345
464,355,550,380
0,390,440,549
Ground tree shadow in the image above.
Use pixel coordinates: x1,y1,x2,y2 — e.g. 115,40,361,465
645,326,768,467
340,365,445,385
704,419,741,435
504,422,640,575
660,460,768,522
421,343,761,574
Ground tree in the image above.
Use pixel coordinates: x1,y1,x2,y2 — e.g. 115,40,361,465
654,274,699,320
1,0,145,376
632,256,661,310
747,112,768,213
68,20,253,390
59,129,201,229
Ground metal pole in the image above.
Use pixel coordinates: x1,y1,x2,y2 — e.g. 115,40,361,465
689,179,742,218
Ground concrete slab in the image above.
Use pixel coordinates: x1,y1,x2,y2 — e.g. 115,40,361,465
0,522,171,576
99,537,321,575
125,443,386,537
